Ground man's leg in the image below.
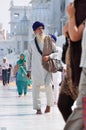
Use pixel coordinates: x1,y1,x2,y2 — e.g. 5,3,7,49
45,73,54,113
32,82,42,114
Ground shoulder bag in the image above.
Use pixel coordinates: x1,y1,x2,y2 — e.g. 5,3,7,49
34,36,58,73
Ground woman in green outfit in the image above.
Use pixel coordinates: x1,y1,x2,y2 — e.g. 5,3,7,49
15,53,28,97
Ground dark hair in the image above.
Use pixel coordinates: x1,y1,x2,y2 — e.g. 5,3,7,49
61,37,68,64
74,0,86,26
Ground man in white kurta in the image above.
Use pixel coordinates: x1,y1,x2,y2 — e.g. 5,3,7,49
27,21,58,114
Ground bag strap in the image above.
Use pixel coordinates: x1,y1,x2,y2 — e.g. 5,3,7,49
34,37,42,56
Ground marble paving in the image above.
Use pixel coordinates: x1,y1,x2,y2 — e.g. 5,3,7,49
0,83,65,130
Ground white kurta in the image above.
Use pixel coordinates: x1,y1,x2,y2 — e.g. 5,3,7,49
27,38,58,110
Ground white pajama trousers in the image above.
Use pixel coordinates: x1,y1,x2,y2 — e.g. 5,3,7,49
32,73,54,110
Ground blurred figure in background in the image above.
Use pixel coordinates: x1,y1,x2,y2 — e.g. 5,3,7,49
1,57,9,86
50,34,62,104
58,0,86,122
14,53,28,97
7,64,12,84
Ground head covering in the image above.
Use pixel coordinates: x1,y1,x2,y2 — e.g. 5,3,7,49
32,21,45,31
3,57,7,60
50,34,57,42
17,53,26,66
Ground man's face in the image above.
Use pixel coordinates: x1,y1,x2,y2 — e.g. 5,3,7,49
34,26,44,36
34,26,45,43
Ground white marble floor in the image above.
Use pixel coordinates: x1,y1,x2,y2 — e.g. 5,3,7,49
0,84,65,130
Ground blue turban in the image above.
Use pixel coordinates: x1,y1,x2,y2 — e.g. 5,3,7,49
50,34,57,42
32,21,45,31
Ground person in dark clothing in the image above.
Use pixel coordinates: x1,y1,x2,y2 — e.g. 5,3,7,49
7,64,12,84
57,0,86,122
2,57,9,86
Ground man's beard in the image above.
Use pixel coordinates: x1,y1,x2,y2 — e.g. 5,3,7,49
36,33,45,43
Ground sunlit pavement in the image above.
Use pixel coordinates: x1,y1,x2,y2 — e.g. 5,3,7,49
0,82,65,130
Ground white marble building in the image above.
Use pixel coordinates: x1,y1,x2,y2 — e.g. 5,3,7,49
9,0,67,37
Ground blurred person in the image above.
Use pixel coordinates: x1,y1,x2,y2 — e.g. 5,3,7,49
7,64,12,84
14,53,28,97
64,21,86,130
57,0,86,122
27,21,58,114
50,34,62,104
63,2,86,130
1,57,9,86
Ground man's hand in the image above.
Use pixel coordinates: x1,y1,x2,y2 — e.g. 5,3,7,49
42,56,50,62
